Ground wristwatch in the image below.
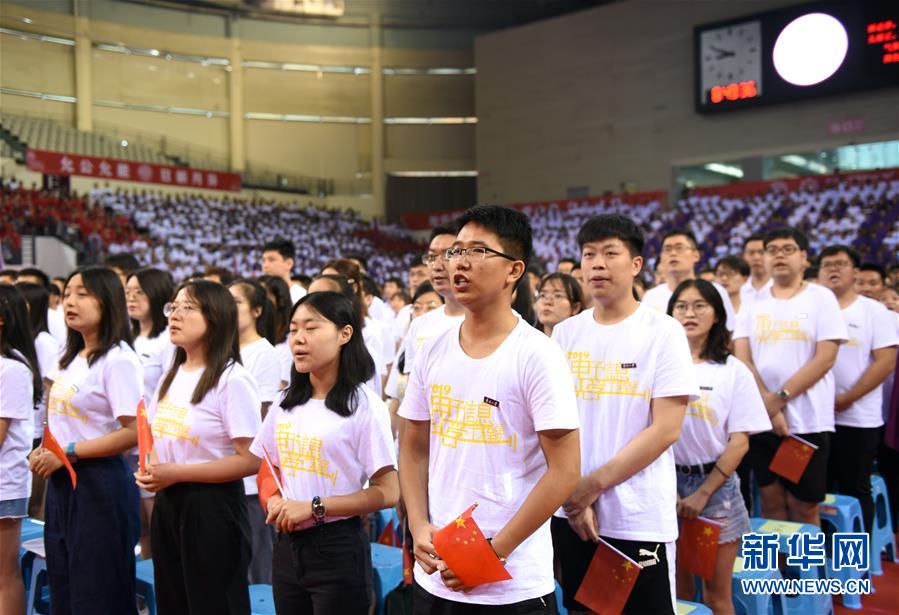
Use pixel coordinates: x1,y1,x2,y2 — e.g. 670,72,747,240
311,496,326,526
486,538,508,565
777,388,791,402
65,442,79,464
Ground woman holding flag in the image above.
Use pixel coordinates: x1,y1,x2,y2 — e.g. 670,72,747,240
0,284,40,614
30,266,144,614
136,279,261,614
250,291,398,615
667,279,770,614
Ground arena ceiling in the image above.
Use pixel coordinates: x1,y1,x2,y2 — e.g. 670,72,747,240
126,0,623,29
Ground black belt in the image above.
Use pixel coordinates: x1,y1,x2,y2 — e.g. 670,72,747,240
676,461,716,476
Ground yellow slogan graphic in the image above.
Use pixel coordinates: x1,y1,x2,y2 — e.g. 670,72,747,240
47,383,86,422
429,384,518,450
567,352,650,401
151,398,200,446
753,315,810,344
275,422,338,485
686,392,719,427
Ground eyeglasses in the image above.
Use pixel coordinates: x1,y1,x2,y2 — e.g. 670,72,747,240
662,243,695,255
444,246,519,262
412,300,441,314
765,244,800,256
421,253,446,266
819,260,854,271
125,289,146,299
672,301,712,315
537,292,570,303
163,302,200,317
715,269,740,279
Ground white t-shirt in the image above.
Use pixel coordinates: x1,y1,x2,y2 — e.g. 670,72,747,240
369,296,396,328
401,306,465,376
392,304,413,343
47,307,67,344
734,283,848,434
239,337,281,495
149,362,261,465
551,305,700,543
33,331,60,432
134,329,175,405
47,342,144,445
364,317,394,373
289,284,306,306
277,337,292,385
249,385,396,521
641,280,737,331
740,278,773,313
0,356,36,500
672,357,770,465
398,317,579,605
833,296,899,428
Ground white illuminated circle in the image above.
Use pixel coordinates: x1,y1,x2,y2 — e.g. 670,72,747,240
773,13,848,86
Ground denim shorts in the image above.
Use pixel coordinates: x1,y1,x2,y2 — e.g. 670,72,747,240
0,497,29,519
677,472,750,543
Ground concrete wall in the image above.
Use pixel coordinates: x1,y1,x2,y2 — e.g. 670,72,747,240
475,0,899,203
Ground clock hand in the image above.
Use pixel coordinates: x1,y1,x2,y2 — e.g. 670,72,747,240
709,45,736,58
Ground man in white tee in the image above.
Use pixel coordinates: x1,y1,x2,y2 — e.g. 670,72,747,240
399,205,580,612
740,233,773,311
819,245,897,533
641,229,736,331
261,238,306,305
552,214,698,615
734,227,848,526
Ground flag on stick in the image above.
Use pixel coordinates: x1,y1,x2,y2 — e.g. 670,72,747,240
431,503,512,588
256,445,285,511
574,537,641,615
769,434,818,483
678,516,722,580
42,425,77,489
136,399,153,474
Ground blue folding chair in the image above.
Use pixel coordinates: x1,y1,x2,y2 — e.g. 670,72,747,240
249,584,275,615
731,555,781,615
870,474,897,575
135,558,156,615
819,494,867,609
371,543,403,615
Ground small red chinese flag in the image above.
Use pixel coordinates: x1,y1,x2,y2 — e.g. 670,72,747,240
769,434,818,484
678,516,722,580
42,425,77,489
574,538,641,615
402,540,415,586
377,519,400,546
432,503,512,588
136,399,153,474
256,445,284,512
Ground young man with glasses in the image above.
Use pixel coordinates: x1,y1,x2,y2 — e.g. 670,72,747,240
550,214,698,615
641,229,736,331
734,227,848,526
399,205,580,613
740,233,773,311
818,245,897,534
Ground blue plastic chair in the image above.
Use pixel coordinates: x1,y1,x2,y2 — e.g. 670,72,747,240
819,494,867,609
135,558,156,615
676,599,713,614
24,553,47,615
554,580,567,615
731,556,781,615
871,474,897,575
249,584,275,615
373,508,399,541
371,543,403,615
749,518,833,615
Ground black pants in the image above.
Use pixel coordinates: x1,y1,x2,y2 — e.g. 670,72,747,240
272,517,372,615
45,455,140,615
827,425,881,532
151,480,251,615
412,582,556,614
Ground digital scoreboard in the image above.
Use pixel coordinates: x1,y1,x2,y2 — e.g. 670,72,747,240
695,0,898,113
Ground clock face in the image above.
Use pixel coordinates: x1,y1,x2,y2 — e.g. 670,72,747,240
699,21,763,105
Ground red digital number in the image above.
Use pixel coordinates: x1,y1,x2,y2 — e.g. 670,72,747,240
710,80,758,104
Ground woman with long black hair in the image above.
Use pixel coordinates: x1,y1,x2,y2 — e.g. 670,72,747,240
30,266,143,614
667,279,770,615
0,284,41,614
137,280,261,614
251,291,398,614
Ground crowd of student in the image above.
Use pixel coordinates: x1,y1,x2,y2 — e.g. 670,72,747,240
1,203,898,615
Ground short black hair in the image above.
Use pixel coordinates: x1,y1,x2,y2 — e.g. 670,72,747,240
204,266,235,286
385,277,405,289
558,258,578,267
0,270,18,281
526,264,545,277
804,265,819,280
859,263,886,282
292,274,313,288
454,205,533,266
743,233,765,249
819,245,860,268
18,267,49,287
361,274,380,299
715,255,750,277
103,253,141,275
576,214,645,257
263,238,295,260
429,223,458,242
763,226,809,251
661,228,699,250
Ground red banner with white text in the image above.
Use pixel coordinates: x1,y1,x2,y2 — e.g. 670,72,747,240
687,167,899,198
26,149,242,192
400,190,669,231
